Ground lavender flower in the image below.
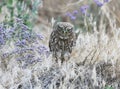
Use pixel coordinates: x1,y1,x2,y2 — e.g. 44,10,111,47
70,15,76,20
94,0,103,7
16,54,34,62
73,10,79,15
0,35,5,45
65,12,76,20
80,5,89,14
13,47,34,54
16,57,24,61
2,53,10,59
18,31,34,43
24,54,36,65
36,34,44,40
28,59,36,64
16,18,29,30
21,31,31,39
22,57,38,68
25,54,35,59
104,0,109,3
0,24,4,31
15,39,27,47
36,58,42,62
5,27,15,39
21,24,29,30
37,45,49,55
65,12,72,17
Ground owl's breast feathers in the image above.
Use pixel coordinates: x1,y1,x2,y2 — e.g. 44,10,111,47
49,30,76,52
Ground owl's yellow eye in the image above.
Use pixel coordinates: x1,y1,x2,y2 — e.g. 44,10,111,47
58,24,64,29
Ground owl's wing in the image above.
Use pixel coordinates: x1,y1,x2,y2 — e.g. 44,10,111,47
49,31,55,52
71,33,77,47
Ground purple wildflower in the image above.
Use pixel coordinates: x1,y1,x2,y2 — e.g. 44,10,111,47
16,57,24,61
13,48,34,54
25,54,34,59
65,12,76,20
0,35,5,45
0,24,5,31
2,53,10,59
94,0,103,7
15,39,27,47
22,31,31,39
21,54,35,64
104,0,109,3
37,45,49,55
80,5,89,14
36,34,44,40
65,12,72,17
28,59,36,64
16,54,35,64
6,27,15,39
73,10,79,15
36,58,42,62
20,31,34,42
21,24,29,30
70,15,76,20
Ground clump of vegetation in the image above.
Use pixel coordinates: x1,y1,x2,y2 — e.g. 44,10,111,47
0,0,120,89
0,0,50,68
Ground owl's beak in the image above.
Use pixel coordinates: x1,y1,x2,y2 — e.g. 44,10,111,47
64,31,67,34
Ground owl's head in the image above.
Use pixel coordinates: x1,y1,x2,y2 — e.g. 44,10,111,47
55,22,74,39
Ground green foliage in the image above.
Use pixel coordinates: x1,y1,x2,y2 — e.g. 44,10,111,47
0,0,41,45
0,0,41,28
8,0,13,5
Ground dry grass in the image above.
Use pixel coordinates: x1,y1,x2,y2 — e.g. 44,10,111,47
0,0,120,89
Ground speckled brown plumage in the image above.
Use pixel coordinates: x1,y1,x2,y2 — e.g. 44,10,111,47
49,22,77,63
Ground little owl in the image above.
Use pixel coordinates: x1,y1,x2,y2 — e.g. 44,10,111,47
49,22,77,63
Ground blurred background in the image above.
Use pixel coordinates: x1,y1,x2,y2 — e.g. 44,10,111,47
0,0,120,29
38,0,120,28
